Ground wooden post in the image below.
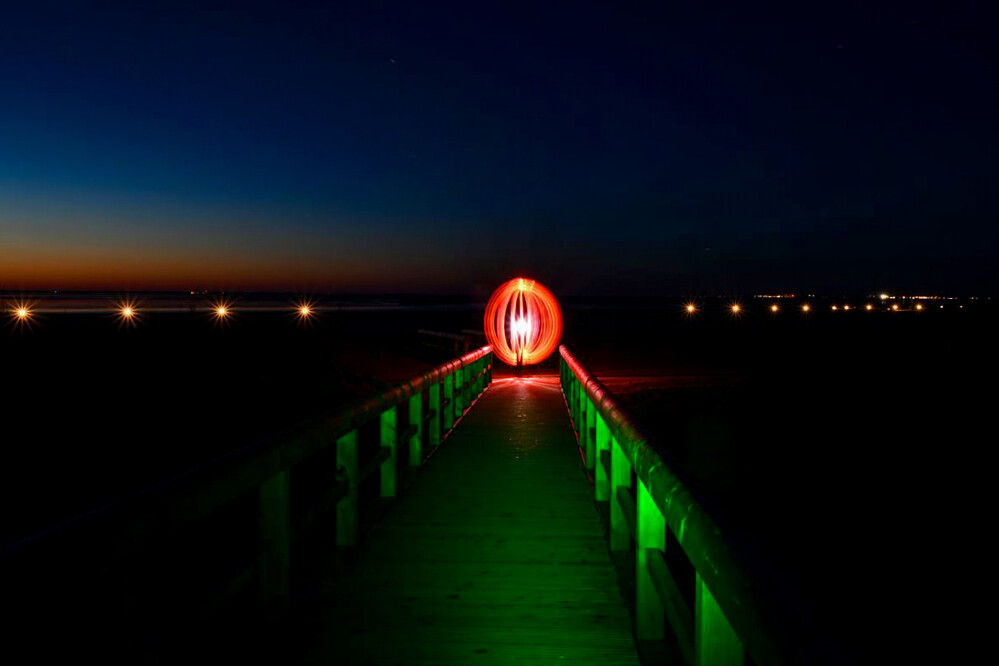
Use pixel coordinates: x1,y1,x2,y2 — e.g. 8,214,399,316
408,392,422,466
454,366,464,419
380,407,397,497
258,470,290,615
696,573,744,666
336,430,359,546
595,414,610,501
610,437,631,551
569,370,579,429
569,375,576,425
443,373,454,433
584,397,596,470
429,382,441,446
637,479,666,639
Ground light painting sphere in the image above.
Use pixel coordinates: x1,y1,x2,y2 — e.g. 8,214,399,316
484,277,563,366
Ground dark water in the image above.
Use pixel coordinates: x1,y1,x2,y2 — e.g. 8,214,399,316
561,301,997,662
1,302,484,546
3,296,995,661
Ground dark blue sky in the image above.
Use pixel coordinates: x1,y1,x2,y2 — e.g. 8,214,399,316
1,1,996,295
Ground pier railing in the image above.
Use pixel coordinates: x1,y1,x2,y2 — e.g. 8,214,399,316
2,346,493,642
560,344,792,666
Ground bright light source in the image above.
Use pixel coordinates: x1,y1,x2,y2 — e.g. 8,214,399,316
294,300,318,322
879,293,889,300
915,303,923,311
865,304,873,311
843,304,850,311
115,300,140,326
770,304,779,313
801,304,811,313
831,305,838,311
730,303,741,314
211,300,232,321
10,302,34,325
685,303,697,314
892,304,899,311
484,277,563,366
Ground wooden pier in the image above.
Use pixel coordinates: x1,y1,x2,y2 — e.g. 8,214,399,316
2,344,801,665
294,375,640,664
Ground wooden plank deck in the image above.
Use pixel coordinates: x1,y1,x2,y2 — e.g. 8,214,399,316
297,374,641,665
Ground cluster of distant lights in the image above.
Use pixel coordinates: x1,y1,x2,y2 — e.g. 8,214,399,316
7,292,976,328
682,294,965,317
8,299,317,326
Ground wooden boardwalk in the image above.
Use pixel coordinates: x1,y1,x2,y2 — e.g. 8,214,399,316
297,375,641,665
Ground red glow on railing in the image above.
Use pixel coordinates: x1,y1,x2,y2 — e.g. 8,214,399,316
484,277,563,366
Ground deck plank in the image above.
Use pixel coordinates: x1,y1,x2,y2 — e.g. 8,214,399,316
301,375,641,665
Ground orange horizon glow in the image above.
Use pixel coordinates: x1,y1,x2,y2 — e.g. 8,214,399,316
0,241,443,293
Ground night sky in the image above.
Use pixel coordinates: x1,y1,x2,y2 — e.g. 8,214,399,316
1,1,996,295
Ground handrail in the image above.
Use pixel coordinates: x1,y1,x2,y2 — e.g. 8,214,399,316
560,344,800,666
2,345,494,618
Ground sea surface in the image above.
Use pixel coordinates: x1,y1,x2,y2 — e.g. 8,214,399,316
3,292,995,661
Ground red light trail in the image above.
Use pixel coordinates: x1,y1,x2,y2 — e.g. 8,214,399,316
483,277,563,366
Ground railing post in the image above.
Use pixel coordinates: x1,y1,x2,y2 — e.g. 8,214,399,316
408,392,422,466
443,373,454,432
584,397,596,470
462,363,471,408
610,437,631,551
380,407,397,497
595,414,610,501
336,429,359,545
569,370,579,430
568,372,575,423
258,470,290,616
579,391,588,452
696,573,744,666
429,382,441,446
637,479,666,639
454,366,464,419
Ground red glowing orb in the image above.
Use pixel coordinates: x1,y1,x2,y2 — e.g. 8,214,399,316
484,277,563,366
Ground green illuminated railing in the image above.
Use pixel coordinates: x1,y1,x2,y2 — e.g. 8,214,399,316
560,345,794,666
2,346,493,630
